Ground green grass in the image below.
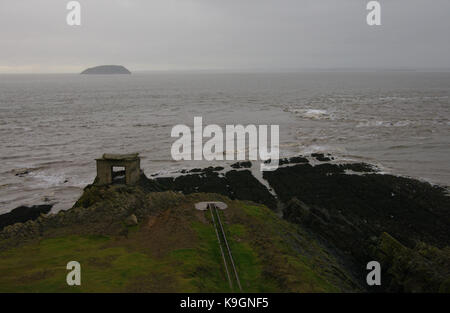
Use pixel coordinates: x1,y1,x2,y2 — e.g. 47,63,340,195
227,224,247,237
169,221,231,292
241,204,271,220
0,235,157,292
231,203,343,292
0,192,356,292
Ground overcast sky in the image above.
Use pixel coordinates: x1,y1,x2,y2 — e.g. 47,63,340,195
1,0,449,73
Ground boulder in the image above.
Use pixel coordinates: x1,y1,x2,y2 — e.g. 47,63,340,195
125,214,138,226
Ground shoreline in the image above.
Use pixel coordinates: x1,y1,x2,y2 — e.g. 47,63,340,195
1,153,448,292
3,153,449,242
1,152,449,216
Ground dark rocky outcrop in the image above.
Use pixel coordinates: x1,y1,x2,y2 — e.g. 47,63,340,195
231,161,252,169
80,65,131,75
265,156,309,166
152,168,277,210
264,162,449,249
0,204,53,231
311,153,334,162
263,160,450,291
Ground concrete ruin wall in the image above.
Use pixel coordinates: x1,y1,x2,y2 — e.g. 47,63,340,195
95,156,140,185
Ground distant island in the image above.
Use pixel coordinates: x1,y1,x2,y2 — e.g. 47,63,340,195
80,65,131,75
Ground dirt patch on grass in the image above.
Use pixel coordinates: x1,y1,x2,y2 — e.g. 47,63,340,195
110,203,201,259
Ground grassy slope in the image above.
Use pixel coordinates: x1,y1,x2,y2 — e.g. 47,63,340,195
0,188,358,292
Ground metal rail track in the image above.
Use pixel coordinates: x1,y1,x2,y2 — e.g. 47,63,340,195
208,203,242,292
209,203,233,290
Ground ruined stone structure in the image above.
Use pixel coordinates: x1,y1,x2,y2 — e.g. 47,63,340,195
95,153,141,185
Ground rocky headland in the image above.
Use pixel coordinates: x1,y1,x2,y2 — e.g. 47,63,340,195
0,154,448,292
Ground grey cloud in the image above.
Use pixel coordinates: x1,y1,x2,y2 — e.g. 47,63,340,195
1,0,449,72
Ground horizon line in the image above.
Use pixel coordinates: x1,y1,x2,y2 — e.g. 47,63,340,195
1,67,450,75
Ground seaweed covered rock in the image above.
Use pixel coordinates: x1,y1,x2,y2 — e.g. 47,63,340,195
153,168,277,210
264,160,450,291
265,162,450,249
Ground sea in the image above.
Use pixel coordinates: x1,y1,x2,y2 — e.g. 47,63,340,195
0,71,449,213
